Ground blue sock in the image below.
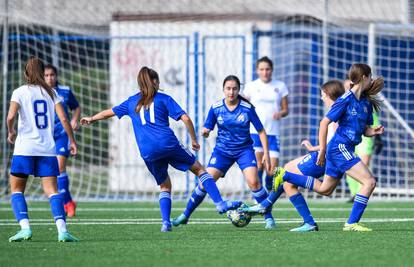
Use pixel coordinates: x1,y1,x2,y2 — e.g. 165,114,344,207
265,174,274,192
284,172,315,190
199,172,223,205
57,172,72,204
252,186,273,220
347,194,369,224
261,185,284,209
49,194,66,222
11,192,29,222
183,185,206,218
258,169,264,186
289,192,315,225
159,191,172,225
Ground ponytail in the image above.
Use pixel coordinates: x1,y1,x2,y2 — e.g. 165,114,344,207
25,57,55,100
136,67,159,112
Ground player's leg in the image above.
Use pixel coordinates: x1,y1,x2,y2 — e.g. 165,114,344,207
159,176,173,232
39,156,79,241
57,155,76,217
265,136,281,191
251,134,264,185
343,161,376,232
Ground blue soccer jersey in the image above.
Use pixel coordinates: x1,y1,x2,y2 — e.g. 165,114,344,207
112,91,186,161
326,91,373,146
54,85,79,138
204,99,264,157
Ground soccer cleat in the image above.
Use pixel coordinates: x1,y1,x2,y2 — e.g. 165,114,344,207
9,229,32,242
58,231,80,242
343,223,372,232
172,214,189,227
239,203,267,215
290,223,319,232
216,201,243,214
161,222,172,232
264,218,276,229
64,201,77,218
273,167,286,191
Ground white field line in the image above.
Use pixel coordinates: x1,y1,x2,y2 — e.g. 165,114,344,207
1,218,414,226
1,207,414,212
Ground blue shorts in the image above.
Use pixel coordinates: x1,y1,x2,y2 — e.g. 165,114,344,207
144,144,196,185
207,148,257,176
325,141,360,179
10,155,59,177
55,133,70,157
297,152,326,178
251,134,280,158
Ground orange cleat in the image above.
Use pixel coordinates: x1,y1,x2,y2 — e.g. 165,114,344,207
64,201,77,218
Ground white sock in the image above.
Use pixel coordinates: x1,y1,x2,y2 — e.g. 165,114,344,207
56,219,67,233
19,218,30,230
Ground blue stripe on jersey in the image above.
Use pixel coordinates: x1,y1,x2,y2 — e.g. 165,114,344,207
204,98,263,157
54,85,79,138
112,91,186,161
326,91,373,145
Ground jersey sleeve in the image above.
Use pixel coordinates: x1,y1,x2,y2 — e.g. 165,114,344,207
326,94,350,122
167,96,186,121
67,89,80,110
249,107,264,132
112,98,130,119
10,89,22,106
372,111,379,126
53,90,62,105
203,106,217,130
280,82,289,97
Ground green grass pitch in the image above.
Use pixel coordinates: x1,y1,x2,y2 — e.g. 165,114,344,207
1,201,414,267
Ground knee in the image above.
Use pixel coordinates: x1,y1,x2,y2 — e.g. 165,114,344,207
319,188,334,196
364,178,376,191
248,179,261,191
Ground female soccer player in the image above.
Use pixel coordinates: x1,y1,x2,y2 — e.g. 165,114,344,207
172,75,275,229
45,64,81,217
7,57,79,242
243,80,345,232
273,63,384,231
243,56,289,192
80,67,241,232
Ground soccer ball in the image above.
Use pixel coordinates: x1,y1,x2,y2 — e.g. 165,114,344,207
226,205,252,228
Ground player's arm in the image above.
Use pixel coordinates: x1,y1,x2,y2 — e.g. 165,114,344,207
316,117,331,166
71,106,81,131
180,114,200,151
202,106,216,138
6,101,20,144
56,102,77,156
80,109,115,125
301,139,320,152
364,125,384,137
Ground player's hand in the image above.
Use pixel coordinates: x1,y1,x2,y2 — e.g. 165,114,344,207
262,152,271,173
316,150,325,166
272,112,282,120
192,140,200,151
80,116,93,125
69,142,77,156
71,119,80,131
301,139,312,150
365,125,384,136
201,128,210,138
7,130,17,144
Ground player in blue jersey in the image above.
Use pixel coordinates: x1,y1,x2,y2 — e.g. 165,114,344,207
45,64,81,217
273,63,384,231
172,75,276,229
80,67,241,232
7,57,79,242
241,80,345,232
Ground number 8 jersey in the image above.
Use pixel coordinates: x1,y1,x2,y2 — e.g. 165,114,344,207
10,85,61,156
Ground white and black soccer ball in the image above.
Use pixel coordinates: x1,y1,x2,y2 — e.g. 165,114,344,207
226,205,252,228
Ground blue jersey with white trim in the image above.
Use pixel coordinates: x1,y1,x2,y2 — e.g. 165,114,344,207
54,85,79,138
204,99,264,157
326,91,373,146
112,91,186,161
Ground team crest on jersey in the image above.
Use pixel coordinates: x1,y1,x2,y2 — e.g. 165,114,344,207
351,108,357,116
217,116,224,125
237,114,245,122
59,147,66,152
210,157,217,165
274,88,279,93
364,106,368,113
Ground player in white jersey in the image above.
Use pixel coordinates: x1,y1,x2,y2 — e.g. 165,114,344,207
243,56,289,192
6,57,79,242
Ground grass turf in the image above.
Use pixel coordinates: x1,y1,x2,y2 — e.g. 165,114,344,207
1,201,413,267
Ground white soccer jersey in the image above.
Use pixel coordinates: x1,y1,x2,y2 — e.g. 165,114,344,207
243,78,289,136
11,85,61,156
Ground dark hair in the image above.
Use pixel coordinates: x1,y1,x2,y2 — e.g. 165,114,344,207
321,80,345,101
348,63,383,111
25,57,55,99
136,66,160,112
44,64,59,86
222,75,253,106
256,56,273,70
